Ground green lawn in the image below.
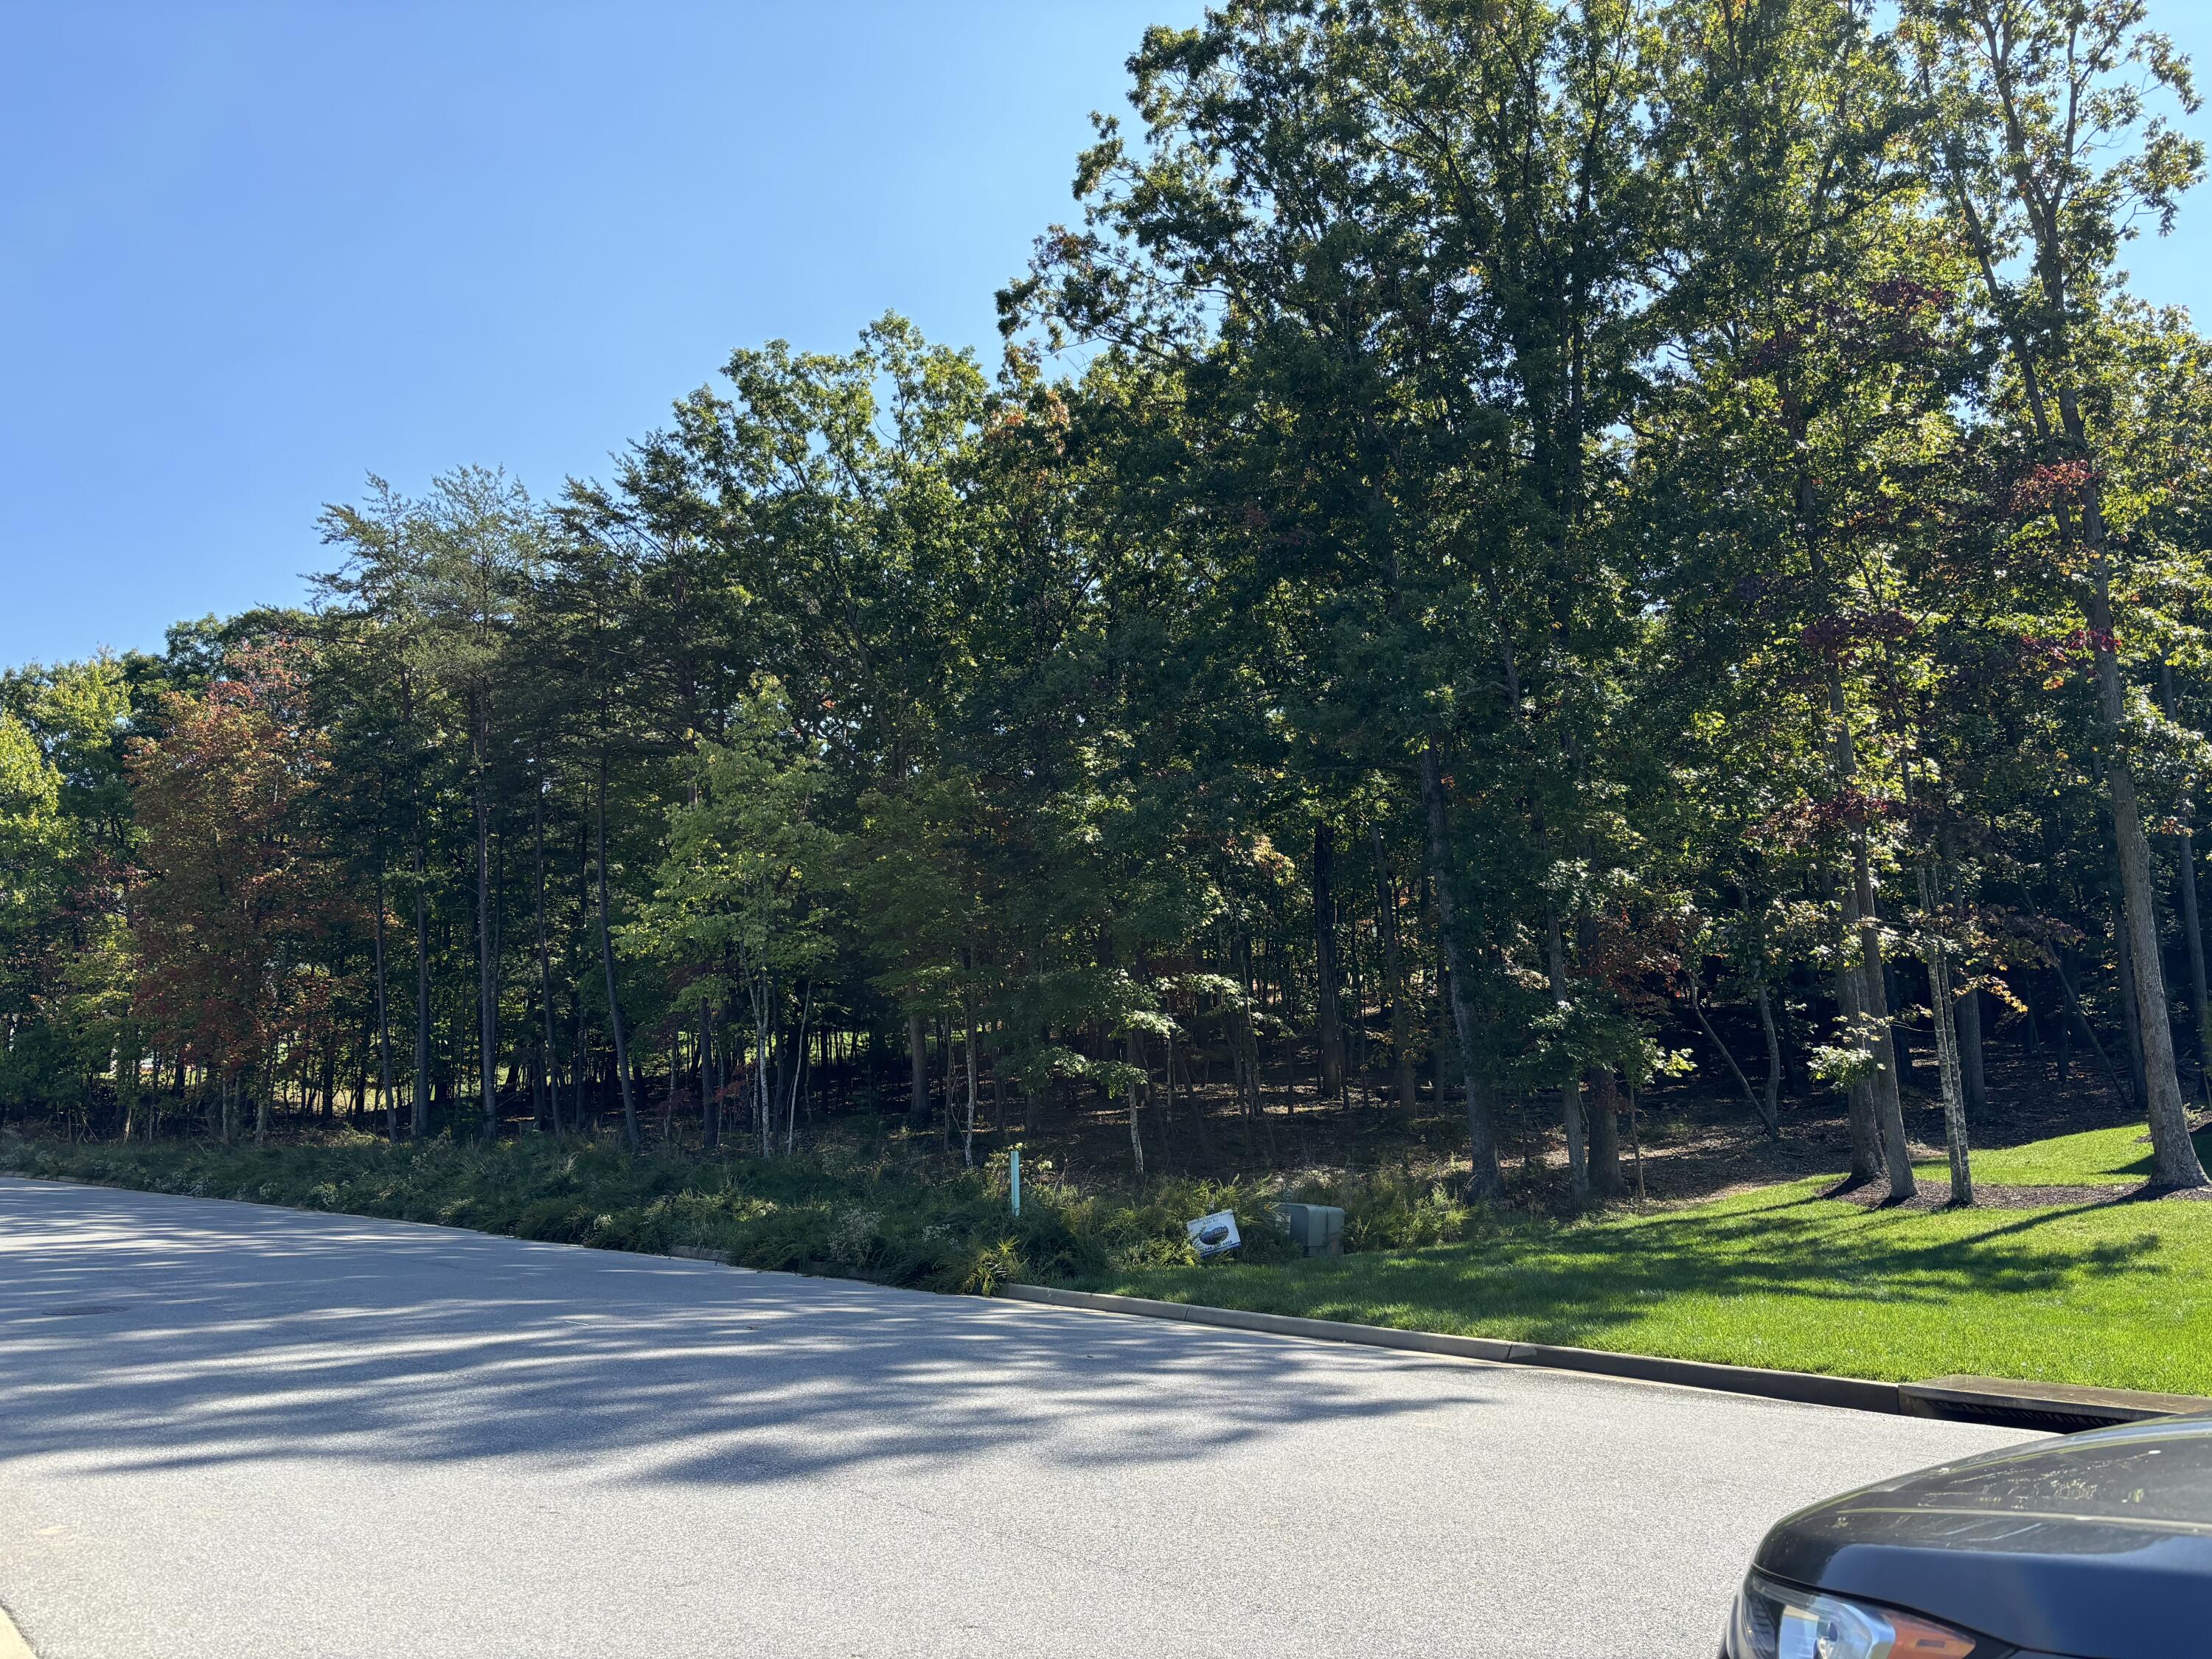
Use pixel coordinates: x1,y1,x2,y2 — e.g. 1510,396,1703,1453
1079,1166,2212,1395
1913,1122,2212,1188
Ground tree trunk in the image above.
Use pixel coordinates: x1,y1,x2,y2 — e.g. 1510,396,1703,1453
1795,395,1911,1197
594,758,639,1152
1958,984,1986,1117
1370,826,1419,1112
1420,736,1503,1201
1918,866,1972,1206
474,773,500,1141
1545,914,1587,1200
1588,1067,1621,1198
1852,852,1915,1201
1312,820,1346,1101
1126,1029,1146,1177
411,829,432,1141
534,781,560,1135
2112,897,2150,1114
786,981,812,1157
374,864,395,1142
938,1015,953,1153
906,1011,931,1131
701,998,720,1151
2079,466,2202,1182
961,1015,978,1169
1754,983,1784,1133
1834,952,1884,1185
1943,102,2205,1182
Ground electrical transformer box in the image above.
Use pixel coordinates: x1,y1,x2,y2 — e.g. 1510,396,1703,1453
1268,1202,1345,1257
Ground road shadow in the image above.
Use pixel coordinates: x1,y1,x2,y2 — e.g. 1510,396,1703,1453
0,1179,1477,1490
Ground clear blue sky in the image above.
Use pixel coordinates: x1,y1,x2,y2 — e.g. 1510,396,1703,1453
0,1,1200,668
2,1,2206,671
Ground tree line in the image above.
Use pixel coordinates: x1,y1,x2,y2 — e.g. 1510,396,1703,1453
6,0,2212,1206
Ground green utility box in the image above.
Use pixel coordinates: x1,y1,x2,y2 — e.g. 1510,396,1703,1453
1268,1202,1345,1257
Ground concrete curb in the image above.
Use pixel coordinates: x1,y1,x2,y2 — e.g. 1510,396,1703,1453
999,1283,1899,1414
1899,1374,2212,1432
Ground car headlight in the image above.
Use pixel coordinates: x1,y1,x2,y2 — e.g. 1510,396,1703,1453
1727,1571,1980,1658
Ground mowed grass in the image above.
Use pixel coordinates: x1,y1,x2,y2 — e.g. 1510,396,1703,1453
1913,1122,2212,1187
1079,1172,2212,1394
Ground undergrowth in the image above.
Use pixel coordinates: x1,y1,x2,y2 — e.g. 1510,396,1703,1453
0,1127,1495,1293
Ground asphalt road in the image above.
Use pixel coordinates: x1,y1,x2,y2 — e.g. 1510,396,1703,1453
0,1176,2035,1658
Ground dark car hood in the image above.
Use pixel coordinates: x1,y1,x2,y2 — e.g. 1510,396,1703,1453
1756,1415,2212,1658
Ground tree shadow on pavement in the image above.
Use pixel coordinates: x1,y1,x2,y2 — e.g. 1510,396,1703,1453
0,1179,1480,1491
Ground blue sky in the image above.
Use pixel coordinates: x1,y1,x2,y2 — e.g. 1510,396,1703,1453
2,1,2207,669
0,1,1198,667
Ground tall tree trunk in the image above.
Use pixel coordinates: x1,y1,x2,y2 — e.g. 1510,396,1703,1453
573,987,589,1133
937,1015,953,1152
1851,846,1914,1200
1834,950,1884,1185
1370,826,1418,1112
534,780,560,1135
473,768,499,1141
1918,866,1972,1206
1958,986,1986,1116
907,1011,931,1131
787,981,813,1157
1420,736,1503,1201
1791,375,1911,1198
374,863,395,1142
1588,1067,1621,1198
1545,914,1587,1200
1126,1028,1146,1177
594,757,639,1152
2112,896,2150,1114
701,998,720,1151
1754,983,1784,1133
1312,820,1346,1101
962,1012,978,1169
411,827,432,1140
1933,826,1988,1118
2079,451,2202,1183
1933,100,2205,1186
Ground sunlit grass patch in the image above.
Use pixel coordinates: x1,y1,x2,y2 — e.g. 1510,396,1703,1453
1082,1175,2212,1394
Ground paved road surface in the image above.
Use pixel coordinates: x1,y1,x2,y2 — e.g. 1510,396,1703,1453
0,1176,2034,1657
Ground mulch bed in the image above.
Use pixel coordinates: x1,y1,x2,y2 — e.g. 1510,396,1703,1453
1823,1175,2212,1212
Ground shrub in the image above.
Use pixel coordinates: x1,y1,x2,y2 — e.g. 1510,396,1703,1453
0,1125,1504,1297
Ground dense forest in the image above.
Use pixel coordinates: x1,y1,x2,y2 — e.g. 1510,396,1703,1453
7,0,2212,1210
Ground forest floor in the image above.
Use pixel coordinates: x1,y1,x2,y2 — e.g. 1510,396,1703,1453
7,1043,2211,1394
956,1032,2171,1213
